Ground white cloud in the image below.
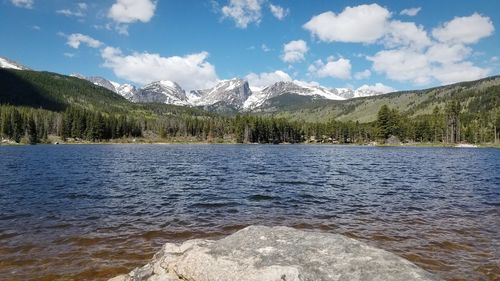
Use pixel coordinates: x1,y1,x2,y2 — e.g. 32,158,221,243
64,53,75,58
491,56,499,62
269,4,288,20
281,40,308,63
368,48,433,85
384,21,431,49
221,0,264,28
311,58,352,80
432,62,490,85
357,83,395,94
108,0,156,24
32,25,40,30
354,69,371,80
56,2,88,17
57,9,85,17
368,46,490,85
100,47,219,91
302,7,492,86
11,0,33,9
303,4,390,43
432,13,494,44
400,7,421,17
426,43,472,64
245,70,292,88
66,33,103,49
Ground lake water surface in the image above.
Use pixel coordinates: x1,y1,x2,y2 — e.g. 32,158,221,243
0,144,498,280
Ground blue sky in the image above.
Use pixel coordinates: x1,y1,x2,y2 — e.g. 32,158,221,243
1,0,499,92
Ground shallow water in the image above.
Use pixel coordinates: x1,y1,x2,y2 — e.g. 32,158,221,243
0,144,498,280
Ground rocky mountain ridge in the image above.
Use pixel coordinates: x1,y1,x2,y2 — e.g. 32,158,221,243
1,56,388,111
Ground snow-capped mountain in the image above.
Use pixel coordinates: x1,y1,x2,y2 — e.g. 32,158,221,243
70,74,138,100
243,81,345,110
334,88,387,99
115,84,138,100
0,56,29,70
133,80,189,105
86,76,117,93
190,79,252,109
0,55,391,111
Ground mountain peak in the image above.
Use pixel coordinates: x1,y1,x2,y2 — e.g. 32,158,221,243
193,78,252,109
135,80,189,105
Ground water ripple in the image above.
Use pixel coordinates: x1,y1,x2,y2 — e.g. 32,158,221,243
0,144,498,281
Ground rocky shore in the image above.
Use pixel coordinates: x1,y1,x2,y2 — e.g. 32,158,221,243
109,226,441,281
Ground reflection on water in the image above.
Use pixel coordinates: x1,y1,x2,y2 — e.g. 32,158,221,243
0,145,498,280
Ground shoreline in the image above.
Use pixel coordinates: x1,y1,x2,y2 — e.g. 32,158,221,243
1,140,499,148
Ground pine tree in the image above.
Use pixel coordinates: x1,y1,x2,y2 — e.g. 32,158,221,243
377,105,391,139
27,115,38,144
11,109,23,143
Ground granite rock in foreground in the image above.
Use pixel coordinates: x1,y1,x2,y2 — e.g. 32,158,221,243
109,225,441,281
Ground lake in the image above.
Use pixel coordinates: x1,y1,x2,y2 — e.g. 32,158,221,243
0,144,498,280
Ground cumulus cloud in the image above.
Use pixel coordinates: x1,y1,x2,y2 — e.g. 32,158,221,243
432,13,494,44
426,43,472,64
100,47,219,91
245,70,292,88
221,0,264,28
303,4,390,43
368,48,433,85
281,40,308,63
66,33,103,49
11,0,33,9
354,69,371,80
400,7,421,17
326,11,495,86
383,21,431,49
357,83,395,94
269,4,288,20
432,62,490,85
309,58,352,80
108,0,156,23
368,46,490,85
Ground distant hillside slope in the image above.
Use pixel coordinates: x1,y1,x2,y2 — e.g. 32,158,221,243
260,76,500,123
0,69,132,112
0,69,212,118
1,68,498,123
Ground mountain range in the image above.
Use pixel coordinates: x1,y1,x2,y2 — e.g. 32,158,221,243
0,56,387,112
74,74,392,112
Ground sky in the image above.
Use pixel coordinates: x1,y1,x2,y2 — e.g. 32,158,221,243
1,0,499,92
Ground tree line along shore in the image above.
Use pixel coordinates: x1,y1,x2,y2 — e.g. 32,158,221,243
1,101,498,146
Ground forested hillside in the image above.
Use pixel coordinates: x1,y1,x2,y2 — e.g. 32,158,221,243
262,76,500,123
0,68,498,145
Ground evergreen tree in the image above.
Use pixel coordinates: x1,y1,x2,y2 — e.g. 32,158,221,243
27,116,38,144
11,109,23,143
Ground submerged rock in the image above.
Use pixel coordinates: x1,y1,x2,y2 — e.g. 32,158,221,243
109,225,441,281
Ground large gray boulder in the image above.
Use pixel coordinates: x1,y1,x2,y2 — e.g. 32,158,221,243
109,225,441,281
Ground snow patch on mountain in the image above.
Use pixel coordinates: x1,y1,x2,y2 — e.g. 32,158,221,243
87,76,117,93
191,79,252,109
243,81,346,110
115,84,137,100
133,80,189,105
0,57,29,70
